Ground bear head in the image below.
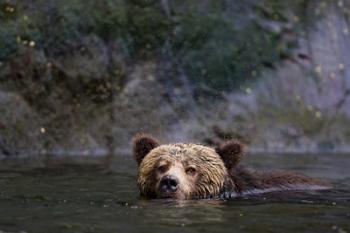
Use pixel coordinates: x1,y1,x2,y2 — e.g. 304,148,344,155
132,133,246,199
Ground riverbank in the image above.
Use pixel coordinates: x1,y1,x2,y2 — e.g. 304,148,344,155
1,1,350,158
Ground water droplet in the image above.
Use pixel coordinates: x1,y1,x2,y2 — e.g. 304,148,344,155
245,88,252,95
315,111,322,118
147,75,155,81
293,16,300,23
315,65,322,74
338,0,344,7
5,6,15,13
329,73,336,80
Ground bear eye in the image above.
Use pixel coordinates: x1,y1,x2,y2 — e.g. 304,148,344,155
185,167,197,176
157,164,168,173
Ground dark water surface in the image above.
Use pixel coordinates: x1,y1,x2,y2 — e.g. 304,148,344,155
0,153,349,233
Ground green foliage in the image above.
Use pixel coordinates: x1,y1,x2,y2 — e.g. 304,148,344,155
0,0,302,97
179,20,284,90
0,2,18,60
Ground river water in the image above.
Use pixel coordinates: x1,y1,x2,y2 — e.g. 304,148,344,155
0,153,349,233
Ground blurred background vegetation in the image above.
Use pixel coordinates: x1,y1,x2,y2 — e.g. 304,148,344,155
1,0,350,159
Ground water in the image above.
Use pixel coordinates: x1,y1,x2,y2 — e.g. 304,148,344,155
0,153,349,233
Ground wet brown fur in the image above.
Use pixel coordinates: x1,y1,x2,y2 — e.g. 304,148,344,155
137,143,227,198
132,134,328,199
228,166,326,193
133,133,159,165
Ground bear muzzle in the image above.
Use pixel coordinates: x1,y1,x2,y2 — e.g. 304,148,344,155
159,175,179,195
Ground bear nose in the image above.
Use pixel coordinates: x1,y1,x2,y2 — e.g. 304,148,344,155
160,175,179,193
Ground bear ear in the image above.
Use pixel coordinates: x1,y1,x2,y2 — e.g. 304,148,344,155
132,133,160,166
215,140,246,170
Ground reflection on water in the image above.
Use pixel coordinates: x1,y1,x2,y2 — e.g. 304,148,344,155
0,154,349,233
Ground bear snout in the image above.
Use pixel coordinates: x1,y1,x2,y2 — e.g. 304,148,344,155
159,175,179,193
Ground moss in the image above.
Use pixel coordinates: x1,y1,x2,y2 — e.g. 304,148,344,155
257,103,324,136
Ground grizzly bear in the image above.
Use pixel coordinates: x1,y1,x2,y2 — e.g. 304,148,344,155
132,134,329,199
